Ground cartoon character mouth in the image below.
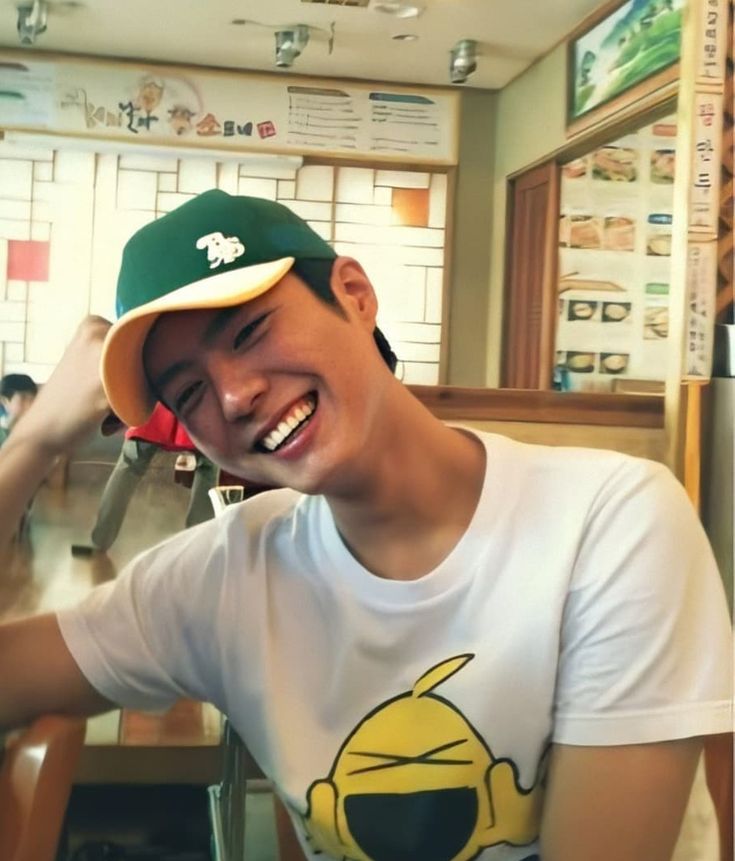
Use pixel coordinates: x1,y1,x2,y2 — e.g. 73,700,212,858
255,392,317,453
345,787,477,861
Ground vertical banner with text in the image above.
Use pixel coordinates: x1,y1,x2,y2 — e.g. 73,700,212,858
683,0,729,379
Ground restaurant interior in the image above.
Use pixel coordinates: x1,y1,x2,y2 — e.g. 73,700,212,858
0,0,732,859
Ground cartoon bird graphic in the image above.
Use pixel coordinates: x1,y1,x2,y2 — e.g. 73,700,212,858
303,654,545,861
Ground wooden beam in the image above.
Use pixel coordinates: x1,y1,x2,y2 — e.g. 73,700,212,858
409,386,664,427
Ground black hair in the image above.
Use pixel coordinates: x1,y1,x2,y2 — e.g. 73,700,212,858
0,373,37,399
291,258,398,374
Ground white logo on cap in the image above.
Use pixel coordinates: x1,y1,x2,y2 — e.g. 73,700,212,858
196,232,245,269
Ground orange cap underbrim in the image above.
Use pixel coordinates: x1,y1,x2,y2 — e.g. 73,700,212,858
101,256,295,426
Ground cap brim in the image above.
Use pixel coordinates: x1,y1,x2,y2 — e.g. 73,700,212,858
101,256,295,427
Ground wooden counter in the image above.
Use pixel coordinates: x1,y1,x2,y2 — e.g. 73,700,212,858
410,386,664,428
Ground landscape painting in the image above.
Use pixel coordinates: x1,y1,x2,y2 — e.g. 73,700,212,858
569,0,683,126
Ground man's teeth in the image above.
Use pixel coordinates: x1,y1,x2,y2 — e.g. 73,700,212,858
261,397,315,451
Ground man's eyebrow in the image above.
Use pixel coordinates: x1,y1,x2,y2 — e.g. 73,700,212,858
150,359,193,395
202,305,242,347
149,305,245,394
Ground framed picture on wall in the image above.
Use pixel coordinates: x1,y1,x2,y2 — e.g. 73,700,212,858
567,0,683,135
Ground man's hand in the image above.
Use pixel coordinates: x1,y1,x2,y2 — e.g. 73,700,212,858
0,316,112,551
14,315,112,455
539,739,701,861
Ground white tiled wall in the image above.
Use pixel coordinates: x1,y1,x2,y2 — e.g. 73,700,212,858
0,142,56,381
0,142,448,384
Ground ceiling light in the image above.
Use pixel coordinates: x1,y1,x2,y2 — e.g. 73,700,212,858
449,39,477,85
373,2,423,18
17,0,48,46
392,33,418,41
275,25,310,68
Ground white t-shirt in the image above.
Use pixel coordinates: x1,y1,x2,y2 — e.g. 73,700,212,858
57,431,732,861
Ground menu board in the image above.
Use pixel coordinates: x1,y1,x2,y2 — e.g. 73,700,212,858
0,53,458,165
555,115,677,391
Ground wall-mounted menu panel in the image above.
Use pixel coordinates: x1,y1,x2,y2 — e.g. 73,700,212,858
0,52,459,165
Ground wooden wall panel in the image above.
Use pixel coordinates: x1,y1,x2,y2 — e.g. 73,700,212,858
501,162,559,388
717,1,734,322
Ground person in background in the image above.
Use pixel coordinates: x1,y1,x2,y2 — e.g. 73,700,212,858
0,374,39,538
73,402,217,555
0,374,38,447
0,191,731,861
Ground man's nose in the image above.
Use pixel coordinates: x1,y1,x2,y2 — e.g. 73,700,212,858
214,361,268,423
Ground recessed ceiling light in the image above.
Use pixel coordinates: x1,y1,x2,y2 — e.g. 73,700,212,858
392,33,418,41
373,2,423,18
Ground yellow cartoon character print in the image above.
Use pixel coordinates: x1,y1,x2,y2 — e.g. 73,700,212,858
303,654,545,861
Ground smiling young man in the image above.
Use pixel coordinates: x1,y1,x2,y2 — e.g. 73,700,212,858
0,190,731,861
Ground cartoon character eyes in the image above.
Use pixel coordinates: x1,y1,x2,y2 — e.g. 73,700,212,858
347,738,471,776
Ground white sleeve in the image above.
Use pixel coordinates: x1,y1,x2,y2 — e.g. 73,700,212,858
56,523,230,712
553,458,733,746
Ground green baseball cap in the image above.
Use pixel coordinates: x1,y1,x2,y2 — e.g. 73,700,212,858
101,189,336,426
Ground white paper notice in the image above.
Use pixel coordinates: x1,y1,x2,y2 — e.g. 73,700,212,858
0,60,55,127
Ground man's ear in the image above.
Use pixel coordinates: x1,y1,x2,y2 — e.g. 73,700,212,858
330,257,378,330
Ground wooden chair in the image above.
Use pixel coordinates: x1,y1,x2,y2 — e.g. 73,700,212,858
208,484,304,859
0,715,86,861
209,721,306,861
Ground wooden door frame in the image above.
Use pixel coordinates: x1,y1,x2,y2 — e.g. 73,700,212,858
500,160,560,389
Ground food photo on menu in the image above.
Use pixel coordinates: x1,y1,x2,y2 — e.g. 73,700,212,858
600,353,630,375
602,301,632,323
602,216,636,252
558,214,603,249
644,306,670,340
644,283,671,340
565,351,596,374
562,156,587,179
650,148,676,184
568,300,599,321
646,213,673,256
591,145,638,182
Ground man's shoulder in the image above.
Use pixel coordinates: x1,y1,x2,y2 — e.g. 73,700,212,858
470,429,673,531
476,428,661,487
113,487,309,593
196,485,309,542
237,486,309,526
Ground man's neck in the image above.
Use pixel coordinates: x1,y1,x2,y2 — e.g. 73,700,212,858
326,394,486,581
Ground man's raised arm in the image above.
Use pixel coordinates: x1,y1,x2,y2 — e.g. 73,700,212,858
0,316,111,552
0,614,113,731
0,316,115,731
